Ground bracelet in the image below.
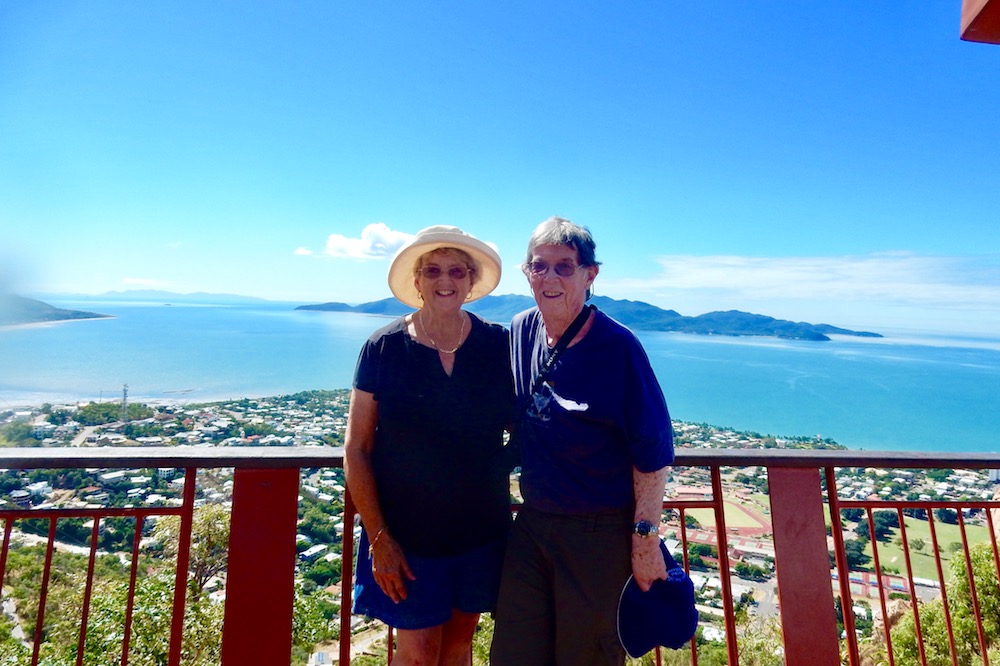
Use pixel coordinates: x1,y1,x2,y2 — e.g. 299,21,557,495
368,527,386,558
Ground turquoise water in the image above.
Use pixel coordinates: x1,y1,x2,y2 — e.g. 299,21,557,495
2,300,998,453
645,332,1000,452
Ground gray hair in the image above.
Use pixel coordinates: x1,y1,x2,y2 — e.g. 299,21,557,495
523,216,600,268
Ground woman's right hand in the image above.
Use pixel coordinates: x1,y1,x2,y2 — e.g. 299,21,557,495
370,531,416,603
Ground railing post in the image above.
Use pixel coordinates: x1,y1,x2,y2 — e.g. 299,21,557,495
768,467,841,665
222,468,301,665
340,490,356,666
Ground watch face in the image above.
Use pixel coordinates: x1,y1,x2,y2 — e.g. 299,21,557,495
634,520,656,537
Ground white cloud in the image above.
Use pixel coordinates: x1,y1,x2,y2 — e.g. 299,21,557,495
596,253,1000,333
320,223,414,260
294,247,313,256
613,253,1000,312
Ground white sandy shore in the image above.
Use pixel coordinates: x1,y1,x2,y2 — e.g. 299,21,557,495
0,315,116,331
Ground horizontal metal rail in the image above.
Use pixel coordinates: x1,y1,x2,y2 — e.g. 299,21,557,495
2,446,999,665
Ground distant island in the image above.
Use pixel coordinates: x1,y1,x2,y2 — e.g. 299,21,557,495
0,295,110,327
5,291,881,341
297,294,882,341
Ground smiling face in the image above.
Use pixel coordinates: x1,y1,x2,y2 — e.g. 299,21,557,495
413,248,475,313
525,243,598,323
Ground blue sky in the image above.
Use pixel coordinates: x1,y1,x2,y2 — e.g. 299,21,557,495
2,2,998,335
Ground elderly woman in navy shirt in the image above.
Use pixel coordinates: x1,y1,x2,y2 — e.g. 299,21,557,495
491,216,674,666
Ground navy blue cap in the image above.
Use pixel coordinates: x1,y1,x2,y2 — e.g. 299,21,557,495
617,540,699,657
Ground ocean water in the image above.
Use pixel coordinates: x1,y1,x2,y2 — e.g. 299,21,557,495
2,300,999,453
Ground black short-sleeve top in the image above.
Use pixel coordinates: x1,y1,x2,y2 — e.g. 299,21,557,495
353,312,514,556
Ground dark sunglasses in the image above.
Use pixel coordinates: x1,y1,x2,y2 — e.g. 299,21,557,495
525,260,582,277
419,265,472,280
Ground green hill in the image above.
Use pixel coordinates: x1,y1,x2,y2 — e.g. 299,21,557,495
0,295,111,327
296,294,881,341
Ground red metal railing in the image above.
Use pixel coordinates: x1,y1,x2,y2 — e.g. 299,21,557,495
3,447,1000,666
0,471,196,666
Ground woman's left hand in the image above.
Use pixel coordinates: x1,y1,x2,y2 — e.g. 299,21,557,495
631,535,667,592
370,531,417,603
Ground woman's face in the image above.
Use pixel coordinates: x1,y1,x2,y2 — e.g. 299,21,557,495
524,243,597,322
414,249,474,312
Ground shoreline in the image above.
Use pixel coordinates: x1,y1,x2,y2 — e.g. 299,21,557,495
0,315,116,332
0,388,840,452
5,388,999,454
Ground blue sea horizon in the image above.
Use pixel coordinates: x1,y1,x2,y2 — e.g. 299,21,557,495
2,299,998,454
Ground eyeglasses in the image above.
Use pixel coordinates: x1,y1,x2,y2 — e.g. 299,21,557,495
419,265,472,280
524,260,582,278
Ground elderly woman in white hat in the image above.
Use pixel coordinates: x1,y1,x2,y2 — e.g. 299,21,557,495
345,226,513,666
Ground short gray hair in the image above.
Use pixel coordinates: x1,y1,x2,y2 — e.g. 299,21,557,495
523,216,600,268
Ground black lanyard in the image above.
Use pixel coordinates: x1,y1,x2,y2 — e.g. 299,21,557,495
530,304,595,396
492,305,596,478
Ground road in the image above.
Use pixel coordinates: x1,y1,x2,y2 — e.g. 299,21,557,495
71,425,98,446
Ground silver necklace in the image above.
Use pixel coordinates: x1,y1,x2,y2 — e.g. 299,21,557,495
418,309,466,354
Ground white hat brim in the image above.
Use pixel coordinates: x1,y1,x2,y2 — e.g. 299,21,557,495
387,226,502,308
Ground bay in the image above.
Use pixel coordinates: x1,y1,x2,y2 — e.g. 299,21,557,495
2,300,998,453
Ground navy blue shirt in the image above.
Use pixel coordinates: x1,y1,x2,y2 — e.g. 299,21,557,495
511,307,673,515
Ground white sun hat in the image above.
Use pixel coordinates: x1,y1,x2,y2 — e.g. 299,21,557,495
387,226,502,308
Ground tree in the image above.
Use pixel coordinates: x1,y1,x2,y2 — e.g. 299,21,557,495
934,508,959,525
19,517,93,546
0,610,30,664
724,617,784,666
842,539,872,569
873,510,899,529
302,557,341,588
0,421,36,446
65,571,224,666
910,537,926,552
291,584,337,665
75,401,154,426
299,506,338,544
151,503,231,598
735,561,770,581
842,508,865,522
890,541,1000,665
99,516,138,551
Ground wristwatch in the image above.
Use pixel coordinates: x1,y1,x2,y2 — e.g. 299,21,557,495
633,519,658,538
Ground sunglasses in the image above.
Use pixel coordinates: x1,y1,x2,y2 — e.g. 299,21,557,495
419,265,472,280
524,260,582,277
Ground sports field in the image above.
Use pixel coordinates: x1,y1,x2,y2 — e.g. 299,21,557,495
683,499,770,533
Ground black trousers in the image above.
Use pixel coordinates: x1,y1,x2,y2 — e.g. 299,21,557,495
490,506,633,666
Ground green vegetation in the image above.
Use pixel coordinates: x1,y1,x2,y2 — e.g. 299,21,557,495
152,503,230,597
859,541,1000,666
76,401,154,425
838,514,990,582
0,541,223,666
0,420,36,447
0,294,109,327
0,505,338,666
4,391,998,664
